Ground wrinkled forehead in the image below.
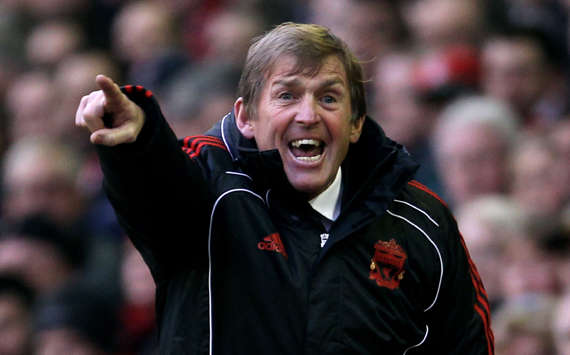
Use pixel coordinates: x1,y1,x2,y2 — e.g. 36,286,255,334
264,54,348,85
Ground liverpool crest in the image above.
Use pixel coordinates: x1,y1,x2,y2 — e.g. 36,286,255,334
369,238,407,289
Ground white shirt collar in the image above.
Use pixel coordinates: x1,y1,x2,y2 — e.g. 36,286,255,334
309,168,342,221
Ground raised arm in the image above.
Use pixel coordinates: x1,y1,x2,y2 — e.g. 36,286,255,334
76,75,212,280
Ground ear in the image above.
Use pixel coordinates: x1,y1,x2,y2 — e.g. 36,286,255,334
349,115,365,143
234,97,255,139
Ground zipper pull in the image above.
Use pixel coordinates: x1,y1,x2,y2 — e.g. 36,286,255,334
320,233,329,248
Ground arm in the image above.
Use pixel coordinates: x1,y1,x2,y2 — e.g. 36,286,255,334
76,76,211,280
425,210,494,354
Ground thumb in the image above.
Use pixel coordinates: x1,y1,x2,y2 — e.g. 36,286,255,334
90,121,141,146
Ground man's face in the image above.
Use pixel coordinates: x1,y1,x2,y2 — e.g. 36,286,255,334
482,39,546,116
436,123,507,205
0,295,31,355
236,55,363,198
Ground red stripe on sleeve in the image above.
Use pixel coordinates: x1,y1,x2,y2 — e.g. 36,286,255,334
192,141,227,156
459,236,491,314
459,234,494,354
189,137,226,151
181,140,227,159
474,304,494,355
188,135,224,145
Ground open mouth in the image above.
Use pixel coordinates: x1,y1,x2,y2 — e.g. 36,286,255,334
289,138,324,162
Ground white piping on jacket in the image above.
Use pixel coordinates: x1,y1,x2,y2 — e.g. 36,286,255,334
265,189,272,208
386,210,443,312
208,188,264,355
220,113,235,161
393,199,439,227
403,325,429,354
225,171,253,180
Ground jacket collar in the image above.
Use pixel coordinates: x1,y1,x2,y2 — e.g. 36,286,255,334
339,117,418,217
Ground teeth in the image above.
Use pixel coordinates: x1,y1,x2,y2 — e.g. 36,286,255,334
296,155,322,162
291,139,321,148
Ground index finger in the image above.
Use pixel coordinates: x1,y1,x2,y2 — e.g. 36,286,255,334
95,74,123,105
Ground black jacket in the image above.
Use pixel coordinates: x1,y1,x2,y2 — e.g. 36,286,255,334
97,86,494,354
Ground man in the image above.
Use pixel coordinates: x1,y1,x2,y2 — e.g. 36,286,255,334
554,294,570,355
481,28,566,128
76,23,493,354
431,95,518,208
0,275,35,355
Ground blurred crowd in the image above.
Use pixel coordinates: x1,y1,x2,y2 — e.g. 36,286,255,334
0,0,568,354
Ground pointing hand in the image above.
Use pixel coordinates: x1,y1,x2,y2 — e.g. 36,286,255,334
75,75,145,146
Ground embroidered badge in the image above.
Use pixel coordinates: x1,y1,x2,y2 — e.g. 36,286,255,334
257,233,288,259
369,238,407,289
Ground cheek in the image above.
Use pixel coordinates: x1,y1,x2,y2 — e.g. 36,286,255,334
256,111,293,151
254,122,278,151
333,122,355,149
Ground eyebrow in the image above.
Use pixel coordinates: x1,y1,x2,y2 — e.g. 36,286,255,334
271,78,301,88
320,78,346,88
271,77,346,90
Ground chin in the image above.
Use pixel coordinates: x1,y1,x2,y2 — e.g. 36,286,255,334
287,174,327,198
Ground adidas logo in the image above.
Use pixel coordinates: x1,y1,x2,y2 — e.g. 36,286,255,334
257,233,288,259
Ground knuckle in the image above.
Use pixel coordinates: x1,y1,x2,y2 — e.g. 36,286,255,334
125,127,138,143
104,135,116,146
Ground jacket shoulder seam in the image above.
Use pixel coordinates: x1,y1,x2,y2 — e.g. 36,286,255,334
407,180,448,207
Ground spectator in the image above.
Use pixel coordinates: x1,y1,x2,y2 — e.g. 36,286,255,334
540,222,570,292
4,71,54,141
493,294,556,355
509,134,567,218
412,44,481,106
372,50,443,193
1,138,121,296
553,293,570,355
34,280,119,355
117,240,156,355
0,274,35,355
402,0,484,51
162,62,242,137
309,0,405,76
548,118,570,208
52,51,120,146
111,0,188,97
432,95,519,207
456,195,529,311
2,137,83,225
501,0,568,65
22,0,88,19
500,224,562,301
481,27,568,128
0,214,86,295
201,7,266,67
25,20,84,70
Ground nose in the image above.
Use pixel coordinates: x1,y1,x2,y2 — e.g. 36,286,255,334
295,96,319,126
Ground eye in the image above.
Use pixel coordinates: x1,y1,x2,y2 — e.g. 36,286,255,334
321,95,337,104
278,92,294,100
